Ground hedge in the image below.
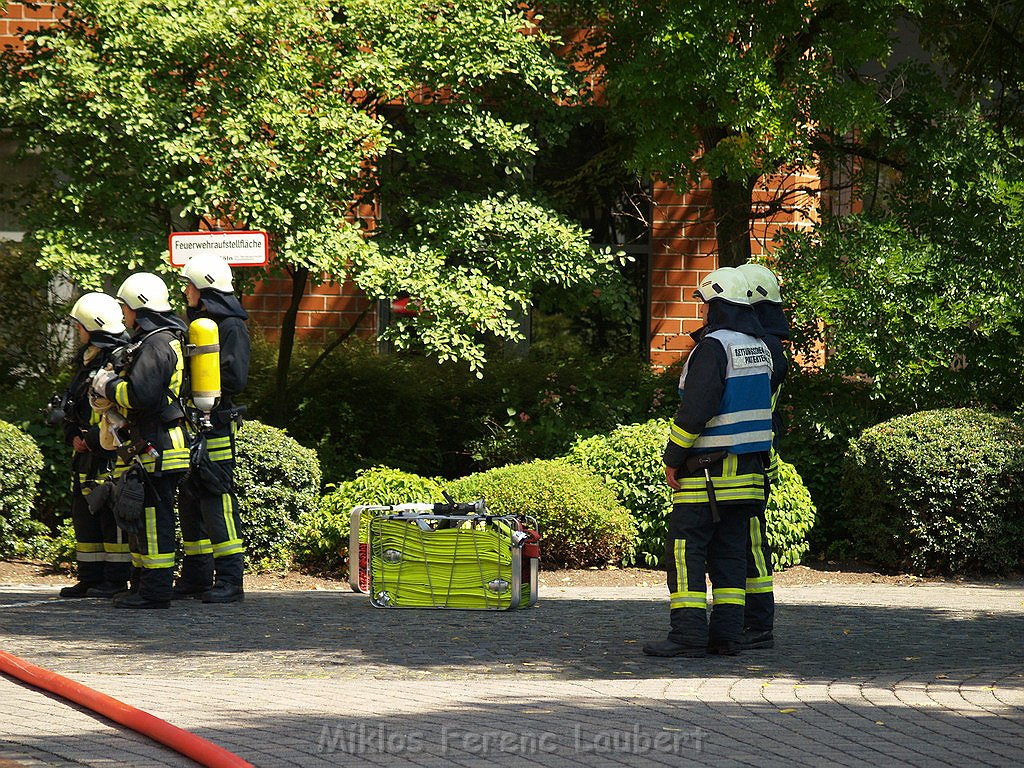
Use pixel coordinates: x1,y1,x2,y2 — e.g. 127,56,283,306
294,466,446,574
445,459,636,568
843,408,1024,574
0,419,45,557
565,419,816,570
234,420,322,571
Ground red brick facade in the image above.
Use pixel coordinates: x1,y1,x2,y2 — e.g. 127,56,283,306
647,170,818,367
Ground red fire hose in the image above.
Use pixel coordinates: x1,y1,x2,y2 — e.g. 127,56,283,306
0,649,254,768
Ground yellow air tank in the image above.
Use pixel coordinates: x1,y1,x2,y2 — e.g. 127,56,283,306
188,318,221,415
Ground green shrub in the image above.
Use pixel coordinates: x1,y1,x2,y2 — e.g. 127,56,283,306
564,418,816,569
294,466,446,574
767,458,817,569
0,419,46,556
445,459,636,568
234,420,322,571
563,419,672,566
842,408,1024,574
781,371,896,558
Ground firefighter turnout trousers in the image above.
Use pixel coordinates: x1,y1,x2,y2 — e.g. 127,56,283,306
128,471,183,603
70,469,131,587
744,507,774,633
178,419,244,589
666,501,757,649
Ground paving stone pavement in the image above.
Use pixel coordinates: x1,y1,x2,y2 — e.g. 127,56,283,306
1,581,1023,767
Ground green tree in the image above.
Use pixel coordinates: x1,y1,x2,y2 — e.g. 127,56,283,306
0,0,610,405
558,0,908,265
776,64,1024,410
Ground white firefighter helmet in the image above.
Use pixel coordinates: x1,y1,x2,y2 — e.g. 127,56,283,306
180,253,233,293
116,272,172,312
70,292,126,334
695,266,751,305
737,262,782,304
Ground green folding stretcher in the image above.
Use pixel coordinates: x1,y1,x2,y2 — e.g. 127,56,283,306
348,500,540,610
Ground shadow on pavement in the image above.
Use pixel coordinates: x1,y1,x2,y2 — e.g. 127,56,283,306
1,590,1023,683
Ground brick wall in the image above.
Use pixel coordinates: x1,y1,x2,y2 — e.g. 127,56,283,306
1,2,60,50
244,274,377,344
648,170,818,368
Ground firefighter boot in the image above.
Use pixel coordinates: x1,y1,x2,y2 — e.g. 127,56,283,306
59,581,99,599
113,592,170,609
739,629,774,650
202,582,244,604
642,638,707,658
86,581,128,598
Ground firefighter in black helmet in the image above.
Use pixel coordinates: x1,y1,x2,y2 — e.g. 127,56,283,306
91,273,189,608
172,253,250,604
57,293,131,598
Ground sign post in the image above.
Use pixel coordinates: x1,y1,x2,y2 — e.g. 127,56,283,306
168,231,269,268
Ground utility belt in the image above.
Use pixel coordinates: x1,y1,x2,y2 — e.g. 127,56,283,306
677,450,770,521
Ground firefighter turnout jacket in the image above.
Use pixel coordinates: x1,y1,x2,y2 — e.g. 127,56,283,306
663,328,774,505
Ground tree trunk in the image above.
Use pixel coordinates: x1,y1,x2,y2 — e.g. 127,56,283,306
710,173,756,267
273,265,309,421
699,125,757,268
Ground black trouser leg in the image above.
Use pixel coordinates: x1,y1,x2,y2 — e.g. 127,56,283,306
707,505,751,645
97,501,132,585
744,509,774,632
177,476,214,588
665,503,713,648
135,472,182,602
199,437,245,587
70,489,104,585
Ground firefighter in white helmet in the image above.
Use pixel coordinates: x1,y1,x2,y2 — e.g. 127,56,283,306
735,262,789,651
90,273,189,608
56,293,131,598
643,266,773,657
173,253,250,604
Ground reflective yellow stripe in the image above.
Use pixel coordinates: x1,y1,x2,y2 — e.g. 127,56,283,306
713,588,746,606
208,450,232,462
169,426,186,451
746,576,773,594
723,452,738,477
131,553,143,567
673,487,767,504
669,590,707,609
669,423,698,448
674,539,686,594
212,540,244,557
183,539,214,556
140,552,176,569
676,473,766,490
76,552,106,562
750,516,769,578
168,338,184,401
103,542,131,554
207,436,232,449
114,380,130,409
145,506,158,558
76,543,104,553
222,494,238,541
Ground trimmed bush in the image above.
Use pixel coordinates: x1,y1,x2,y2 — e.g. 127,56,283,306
564,419,672,567
234,420,322,571
565,418,816,569
445,459,636,568
767,458,816,569
842,408,1024,574
294,467,446,574
0,419,46,557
